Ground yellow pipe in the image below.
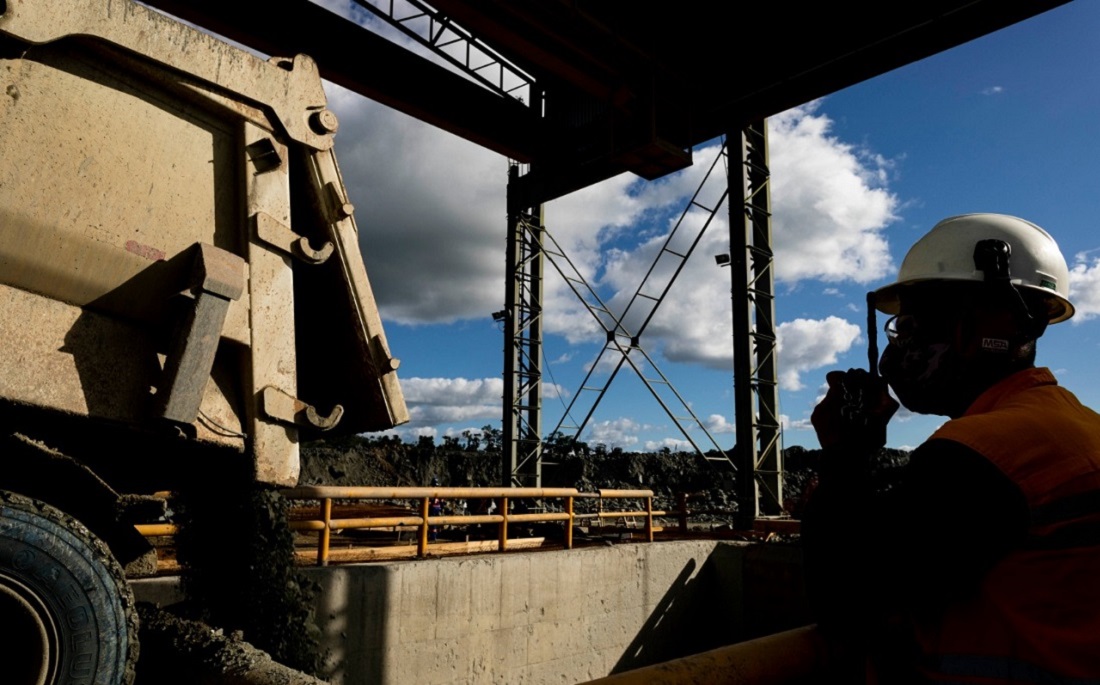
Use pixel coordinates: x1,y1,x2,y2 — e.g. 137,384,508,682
318,498,332,567
418,497,430,557
566,496,574,549
430,514,505,526
578,625,830,685
325,516,425,530
135,523,177,536
283,486,580,499
506,512,570,523
597,489,654,498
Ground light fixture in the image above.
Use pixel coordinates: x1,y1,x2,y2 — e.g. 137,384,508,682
714,253,731,266
491,310,508,322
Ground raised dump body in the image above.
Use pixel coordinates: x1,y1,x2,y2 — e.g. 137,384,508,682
0,1,407,682
0,0,406,484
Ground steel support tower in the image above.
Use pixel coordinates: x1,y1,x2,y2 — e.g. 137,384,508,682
502,164,545,487
729,121,783,527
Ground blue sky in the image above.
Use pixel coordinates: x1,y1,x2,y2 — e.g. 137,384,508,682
316,0,1100,452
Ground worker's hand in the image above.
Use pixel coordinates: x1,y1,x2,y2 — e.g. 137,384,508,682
811,369,899,452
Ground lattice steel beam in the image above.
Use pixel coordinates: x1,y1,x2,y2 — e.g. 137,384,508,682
729,121,783,527
502,164,544,487
351,0,534,103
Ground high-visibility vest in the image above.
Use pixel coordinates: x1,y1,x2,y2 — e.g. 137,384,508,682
920,367,1100,683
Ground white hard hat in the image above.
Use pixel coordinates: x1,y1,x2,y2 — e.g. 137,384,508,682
874,213,1074,324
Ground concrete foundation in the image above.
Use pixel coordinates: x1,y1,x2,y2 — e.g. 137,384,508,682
132,540,810,685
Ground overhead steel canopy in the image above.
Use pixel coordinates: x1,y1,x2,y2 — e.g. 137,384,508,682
144,0,1069,203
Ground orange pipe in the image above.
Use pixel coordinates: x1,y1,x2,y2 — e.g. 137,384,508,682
645,497,654,542
566,497,574,550
418,497,430,557
283,486,580,499
318,498,333,566
135,523,177,536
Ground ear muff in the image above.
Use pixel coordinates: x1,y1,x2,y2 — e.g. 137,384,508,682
959,306,1033,360
968,239,1045,359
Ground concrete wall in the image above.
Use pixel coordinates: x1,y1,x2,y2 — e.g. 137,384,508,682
304,540,811,685
133,540,810,685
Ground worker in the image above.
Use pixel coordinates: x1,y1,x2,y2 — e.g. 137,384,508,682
802,214,1100,683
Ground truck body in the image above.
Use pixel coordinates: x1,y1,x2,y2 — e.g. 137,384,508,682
0,1,407,682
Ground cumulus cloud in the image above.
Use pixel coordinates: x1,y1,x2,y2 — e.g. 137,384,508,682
768,104,898,283
401,377,565,427
320,70,897,435
542,155,716,342
643,438,694,453
585,418,645,449
776,317,863,390
705,414,736,435
400,377,502,426
541,107,896,383
1069,251,1100,322
325,85,508,325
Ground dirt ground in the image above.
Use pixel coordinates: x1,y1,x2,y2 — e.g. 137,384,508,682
296,438,746,522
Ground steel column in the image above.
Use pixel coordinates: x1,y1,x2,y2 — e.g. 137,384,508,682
729,121,783,528
502,165,544,487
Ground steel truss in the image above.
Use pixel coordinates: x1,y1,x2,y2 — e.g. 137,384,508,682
350,0,533,103
502,165,544,486
544,146,734,466
729,121,783,526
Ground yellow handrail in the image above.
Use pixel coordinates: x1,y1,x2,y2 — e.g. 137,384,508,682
277,486,656,565
135,488,797,567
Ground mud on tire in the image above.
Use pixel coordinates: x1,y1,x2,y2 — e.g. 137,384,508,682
0,491,139,685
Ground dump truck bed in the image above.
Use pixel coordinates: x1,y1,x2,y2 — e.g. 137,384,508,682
0,0,407,487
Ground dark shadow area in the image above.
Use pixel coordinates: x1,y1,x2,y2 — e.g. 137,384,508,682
610,541,811,674
741,543,812,639
612,557,705,673
309,565,391,684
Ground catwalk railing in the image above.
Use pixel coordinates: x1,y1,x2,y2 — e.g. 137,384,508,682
135,488,799,568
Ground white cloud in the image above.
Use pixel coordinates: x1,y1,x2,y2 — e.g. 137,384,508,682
585,417,645,449
705,414,735,435
776,317,862,390
643,438,693,452
325,85,508,326
327,89,896,352
787,417,813,432
534,106,897,379
768,103,898,284
402,377,502,404
981,86,1005,95
400,377,564,427
1069,253,1100,322
320,84,898,437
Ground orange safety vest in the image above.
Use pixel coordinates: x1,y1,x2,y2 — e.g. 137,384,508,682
918,367,1100,684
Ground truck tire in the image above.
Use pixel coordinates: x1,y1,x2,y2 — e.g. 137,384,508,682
0,491,139,685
